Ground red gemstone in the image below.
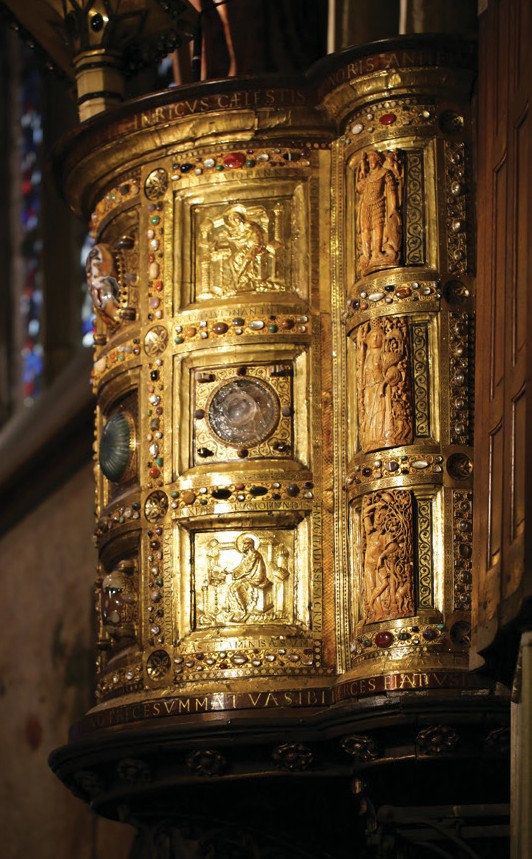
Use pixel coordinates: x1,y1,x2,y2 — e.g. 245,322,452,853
223,152,246,168
149,467,160,478
374,631,395,648
380,113,397,125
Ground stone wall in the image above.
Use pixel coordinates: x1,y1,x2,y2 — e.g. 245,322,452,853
0,462,133,858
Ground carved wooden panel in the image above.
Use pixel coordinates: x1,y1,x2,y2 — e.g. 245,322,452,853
473,0,532,658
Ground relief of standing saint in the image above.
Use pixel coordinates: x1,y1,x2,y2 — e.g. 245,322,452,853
356,317,413,452
356,149,404,276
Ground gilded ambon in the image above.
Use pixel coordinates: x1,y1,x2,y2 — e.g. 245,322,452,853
60,41,477,727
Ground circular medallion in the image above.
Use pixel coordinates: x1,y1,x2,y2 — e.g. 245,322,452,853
207,378,280,447
447,453,473,480
439,110,464,134
99,412,134,482
444,279,470,304
144,491,168,522
450,620,471,646
146,649,171,680
144,168,168,200
144,325,168,357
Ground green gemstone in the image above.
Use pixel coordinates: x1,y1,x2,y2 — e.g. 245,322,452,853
156,457,163,466
175,336,184,344
268,324,278,332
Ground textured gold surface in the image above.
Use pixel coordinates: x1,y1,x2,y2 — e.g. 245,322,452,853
57,43,477,714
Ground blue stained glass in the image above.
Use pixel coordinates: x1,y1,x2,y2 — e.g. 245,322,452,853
19,48,44,405
81,234,95,347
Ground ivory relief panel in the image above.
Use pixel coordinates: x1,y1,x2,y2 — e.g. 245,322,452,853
361,490,415,624
355,317,413,453
355,149,404,277
194,529,295,628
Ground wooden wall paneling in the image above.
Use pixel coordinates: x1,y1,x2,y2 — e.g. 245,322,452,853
474,0,532,668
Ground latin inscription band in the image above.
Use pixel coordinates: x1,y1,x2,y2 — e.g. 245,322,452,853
71,671,487,738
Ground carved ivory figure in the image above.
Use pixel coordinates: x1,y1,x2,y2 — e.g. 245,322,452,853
356,317,413,452
356,149,403,276
362,491,414,623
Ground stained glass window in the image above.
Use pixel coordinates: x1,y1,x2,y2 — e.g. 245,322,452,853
81,234,95,348
18,43,44,406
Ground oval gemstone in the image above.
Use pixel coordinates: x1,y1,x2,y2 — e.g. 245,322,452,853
212,322,228,334
368,292,385,302
223,152,246,168
182,490,195,504
380,113,396,125
374,631,395,648
248,320,265,330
